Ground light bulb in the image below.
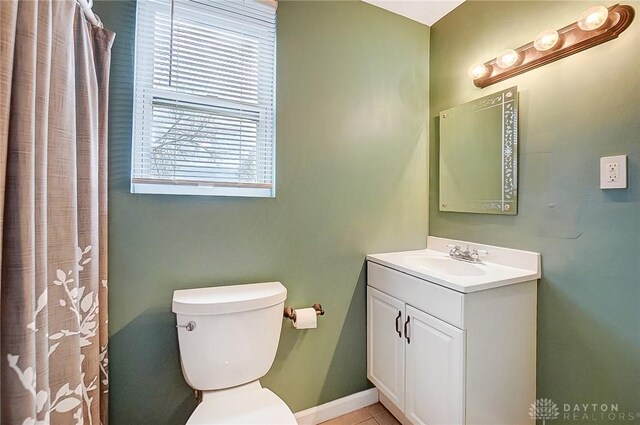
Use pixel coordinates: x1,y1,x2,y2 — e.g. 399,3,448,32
577,5,609,31
496,49,520,69
468,63,490,79
533,29,560,52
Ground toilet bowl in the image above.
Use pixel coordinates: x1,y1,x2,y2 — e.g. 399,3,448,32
172,282,297,425
186,381,296,425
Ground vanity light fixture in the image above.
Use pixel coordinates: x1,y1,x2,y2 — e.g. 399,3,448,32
469,4,634,88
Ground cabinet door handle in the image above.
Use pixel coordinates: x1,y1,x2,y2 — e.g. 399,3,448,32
404,316,411,344
395,311,402,338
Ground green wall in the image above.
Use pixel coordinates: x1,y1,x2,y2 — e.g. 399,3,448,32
430,1,640,419
94,1,429,423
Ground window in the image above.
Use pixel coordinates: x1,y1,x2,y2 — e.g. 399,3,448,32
132,0,276,197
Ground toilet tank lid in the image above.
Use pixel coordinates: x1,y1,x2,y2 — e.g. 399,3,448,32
172,282,287,315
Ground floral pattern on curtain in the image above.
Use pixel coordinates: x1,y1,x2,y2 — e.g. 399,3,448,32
0,1,114,424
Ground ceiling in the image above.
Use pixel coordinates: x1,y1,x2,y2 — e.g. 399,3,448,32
361,0,465,26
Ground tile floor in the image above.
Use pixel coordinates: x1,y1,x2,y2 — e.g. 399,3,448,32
319,403,400,425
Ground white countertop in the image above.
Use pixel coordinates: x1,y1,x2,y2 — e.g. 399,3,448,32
366,237,541,293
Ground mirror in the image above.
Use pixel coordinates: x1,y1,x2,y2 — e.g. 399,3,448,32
439,86,518,215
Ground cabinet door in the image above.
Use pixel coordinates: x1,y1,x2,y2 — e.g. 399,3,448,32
405,305,465,425
367,287,405,409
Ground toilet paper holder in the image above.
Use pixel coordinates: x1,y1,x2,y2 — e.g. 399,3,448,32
283,304,324,323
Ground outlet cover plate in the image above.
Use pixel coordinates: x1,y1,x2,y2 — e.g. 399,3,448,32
600,155,627,189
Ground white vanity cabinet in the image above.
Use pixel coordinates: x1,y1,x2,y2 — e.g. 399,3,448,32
367,237,540,425
368,287,465,425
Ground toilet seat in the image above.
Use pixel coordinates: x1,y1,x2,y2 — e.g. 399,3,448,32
186,385,297,425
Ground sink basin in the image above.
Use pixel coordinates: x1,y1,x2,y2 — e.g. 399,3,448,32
403,255,485,277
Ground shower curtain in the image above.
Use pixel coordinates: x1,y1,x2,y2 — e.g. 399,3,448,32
0,1,114,424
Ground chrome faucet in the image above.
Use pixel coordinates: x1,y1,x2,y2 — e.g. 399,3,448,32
448,244,488,264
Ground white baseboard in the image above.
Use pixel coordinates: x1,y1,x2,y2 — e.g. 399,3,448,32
294,388,379,425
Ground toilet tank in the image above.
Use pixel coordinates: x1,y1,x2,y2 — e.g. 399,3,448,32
172,282,287,390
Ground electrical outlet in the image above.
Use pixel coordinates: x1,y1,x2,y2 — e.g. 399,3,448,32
608,162,619,182
600,155,627,189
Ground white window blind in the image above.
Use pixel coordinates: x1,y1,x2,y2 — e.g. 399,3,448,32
132,0,276,197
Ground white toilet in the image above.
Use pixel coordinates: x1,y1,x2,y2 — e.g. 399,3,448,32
172,282,297,425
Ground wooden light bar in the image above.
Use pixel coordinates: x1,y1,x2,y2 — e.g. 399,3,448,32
471,4,635,88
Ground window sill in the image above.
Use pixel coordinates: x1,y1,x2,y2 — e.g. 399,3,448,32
130,181,275,198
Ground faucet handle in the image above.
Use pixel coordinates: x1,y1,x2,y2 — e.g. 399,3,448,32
470,248,488,260
467,248,488,262
447,244,462,256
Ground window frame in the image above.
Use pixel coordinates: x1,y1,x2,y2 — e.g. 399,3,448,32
130,0,277,198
